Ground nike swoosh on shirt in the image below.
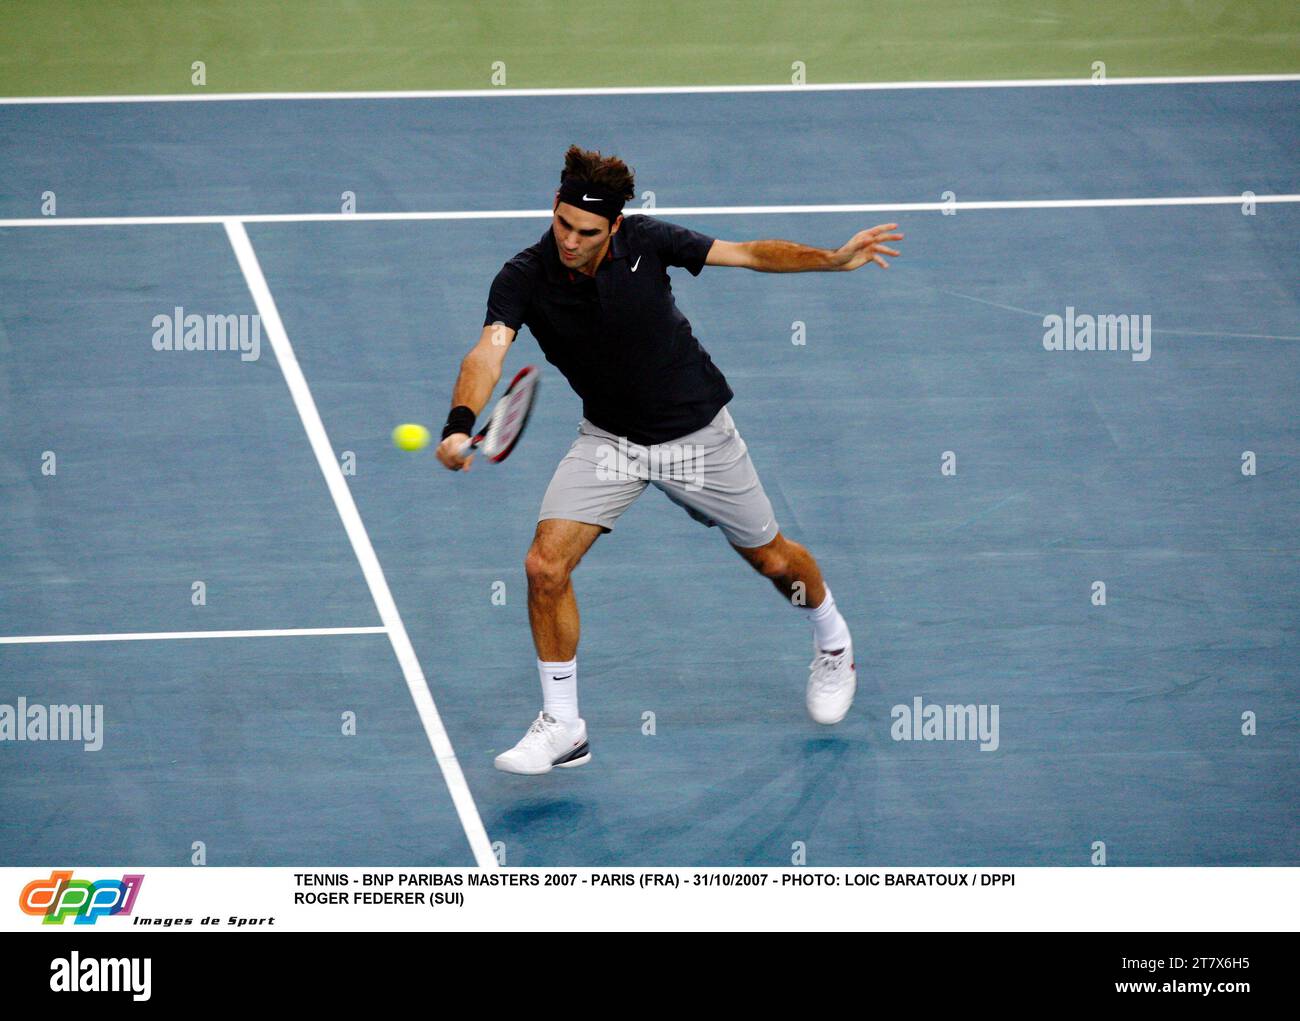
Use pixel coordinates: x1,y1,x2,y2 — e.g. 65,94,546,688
631,256,641,271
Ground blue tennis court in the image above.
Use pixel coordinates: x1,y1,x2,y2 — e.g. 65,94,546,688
1,81,1296,866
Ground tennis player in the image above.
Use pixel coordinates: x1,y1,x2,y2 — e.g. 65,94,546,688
437,145,902,774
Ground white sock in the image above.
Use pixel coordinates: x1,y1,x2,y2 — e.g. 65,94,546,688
538,658,579,725
804,587,851,653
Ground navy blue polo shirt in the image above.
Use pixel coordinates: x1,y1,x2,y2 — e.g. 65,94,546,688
483,214,734,445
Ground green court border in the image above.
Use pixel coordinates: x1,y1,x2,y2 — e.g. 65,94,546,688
1,0,1297,97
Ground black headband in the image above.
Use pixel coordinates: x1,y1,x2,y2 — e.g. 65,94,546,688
557,174,626,223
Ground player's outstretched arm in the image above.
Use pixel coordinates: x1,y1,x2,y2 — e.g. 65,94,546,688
704,224,903,273
435,322,516,472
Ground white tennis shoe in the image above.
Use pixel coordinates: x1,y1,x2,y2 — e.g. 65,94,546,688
494,712,591,774
807,642,856,725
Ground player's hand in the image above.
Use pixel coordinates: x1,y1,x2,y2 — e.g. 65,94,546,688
832,224,903,271
436,433,475,472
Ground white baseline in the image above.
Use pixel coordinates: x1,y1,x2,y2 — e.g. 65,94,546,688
1,73,1297,104
0,626,386,645
1,194,1297,229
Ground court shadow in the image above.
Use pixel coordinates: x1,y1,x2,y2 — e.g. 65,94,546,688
489,797,622,866
627,733,876,865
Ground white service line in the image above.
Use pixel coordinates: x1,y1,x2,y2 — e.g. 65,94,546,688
0,626,387,645
2,193,1297,229
223,219,496,870
1,73,1297,103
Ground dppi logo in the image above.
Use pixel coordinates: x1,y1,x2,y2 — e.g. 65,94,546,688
19,870,144,925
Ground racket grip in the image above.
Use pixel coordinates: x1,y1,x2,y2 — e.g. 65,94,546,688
457,438,477,459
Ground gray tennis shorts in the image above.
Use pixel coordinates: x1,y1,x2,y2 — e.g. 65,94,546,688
538,405,780,549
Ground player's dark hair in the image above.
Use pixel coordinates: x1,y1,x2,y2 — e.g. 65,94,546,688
562,145,635,200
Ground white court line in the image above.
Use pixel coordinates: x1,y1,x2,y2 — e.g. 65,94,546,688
2,194,1298,229
1,73,1297,103
224,219,496,870
0,626,387,645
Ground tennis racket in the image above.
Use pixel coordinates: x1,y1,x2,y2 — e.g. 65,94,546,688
458,365,540,464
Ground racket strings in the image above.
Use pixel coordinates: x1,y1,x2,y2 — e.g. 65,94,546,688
482,372,538,458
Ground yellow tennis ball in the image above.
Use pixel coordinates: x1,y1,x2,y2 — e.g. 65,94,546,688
392,423,430,451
